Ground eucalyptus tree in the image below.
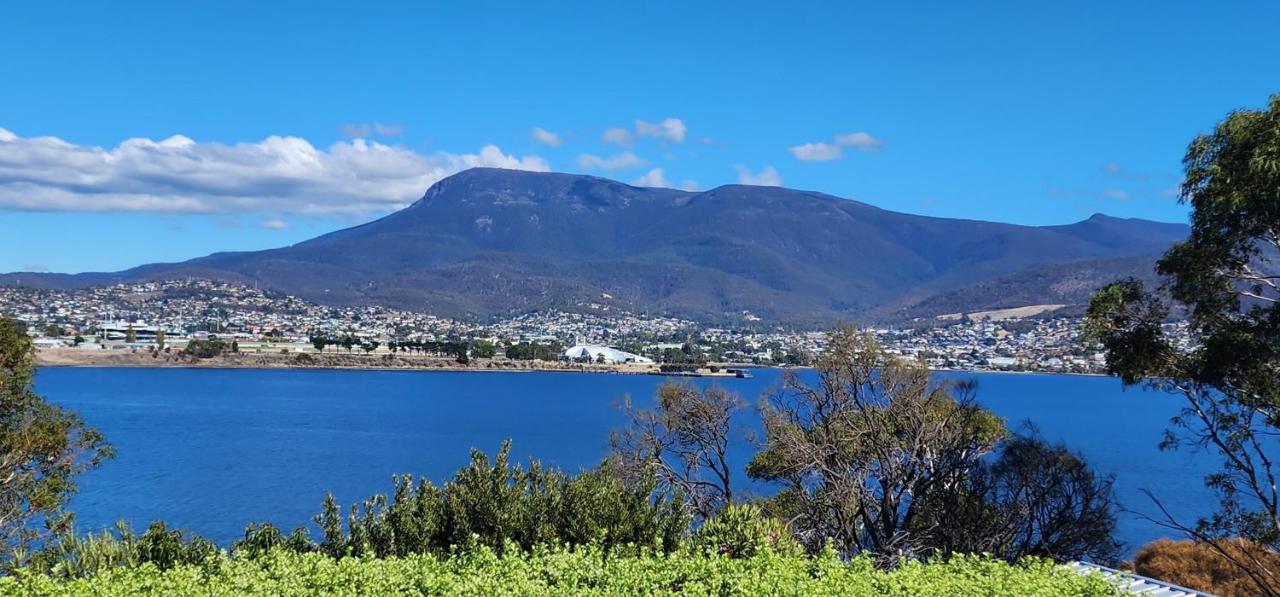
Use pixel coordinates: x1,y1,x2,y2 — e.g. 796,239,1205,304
612,382,743,520
746,324,1007,564
1086,94,1280,595
0,318,112,563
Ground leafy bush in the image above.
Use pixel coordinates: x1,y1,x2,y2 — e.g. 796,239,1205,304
317,442,687,558
1133,538,1280,597
27,522,220,580
694,504,801,558
133,522,217,571
183,339,226,359
1,545,1127,596
231,523,313,560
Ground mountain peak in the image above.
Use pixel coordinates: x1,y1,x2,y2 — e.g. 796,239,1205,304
412,167,691,212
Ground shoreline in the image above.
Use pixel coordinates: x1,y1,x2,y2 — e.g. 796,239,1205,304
35,348,742,378
35,348,654,375
35,348,1108,378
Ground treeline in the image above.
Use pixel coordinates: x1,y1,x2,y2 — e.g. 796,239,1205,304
503,341,561,361
308,336,563,364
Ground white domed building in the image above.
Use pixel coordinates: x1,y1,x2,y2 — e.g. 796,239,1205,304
561,344,653,364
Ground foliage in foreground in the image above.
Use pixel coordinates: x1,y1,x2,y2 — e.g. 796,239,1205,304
26,521,222,580
1085,93,1280,595
1,318,112,561
0,544,1126,597
1133,538,1280,597
314,442,687,559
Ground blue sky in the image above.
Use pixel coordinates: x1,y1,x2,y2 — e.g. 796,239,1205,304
2,1,1278,273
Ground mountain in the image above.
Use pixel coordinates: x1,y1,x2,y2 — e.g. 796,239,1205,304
867,253,1169,322
1,168,1187,324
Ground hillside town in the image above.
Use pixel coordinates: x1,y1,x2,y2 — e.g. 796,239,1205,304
0,279,1190,374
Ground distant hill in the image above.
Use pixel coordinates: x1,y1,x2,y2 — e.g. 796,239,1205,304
867,253,1171,323
0,168,1187,324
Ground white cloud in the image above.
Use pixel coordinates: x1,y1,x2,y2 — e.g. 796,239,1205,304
450,144,550,172
1101,188,1129,201
635,117,686,143
373,123,403,137
602,117,687,149
788,142,843,162
340,123,371,138
1101,162,1147,181
577,151,644,171
834,131,883,153
340,122,403,139
790,131,883,162
632,168,698,191
788,128,880,160
602,127,633,147
258,217,290,230
633,168,670,188
734,165,782,187
531,127,562,147
0,127,549,215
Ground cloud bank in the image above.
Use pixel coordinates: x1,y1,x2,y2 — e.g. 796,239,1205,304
0,128,549,215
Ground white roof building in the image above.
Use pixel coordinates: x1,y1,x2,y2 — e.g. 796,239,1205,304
561,344,653,364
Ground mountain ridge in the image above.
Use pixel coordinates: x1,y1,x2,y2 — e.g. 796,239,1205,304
1,168,1187,324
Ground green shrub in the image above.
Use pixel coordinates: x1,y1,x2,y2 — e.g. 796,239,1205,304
694,504,801,558
183,339,226,359
318,442,687,559
25,524,138,579
0,545,1127,596
133,522,188,570
27,521,221,580
231,523,313,560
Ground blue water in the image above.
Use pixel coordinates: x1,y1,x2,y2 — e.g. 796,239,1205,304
36,367,1214,554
